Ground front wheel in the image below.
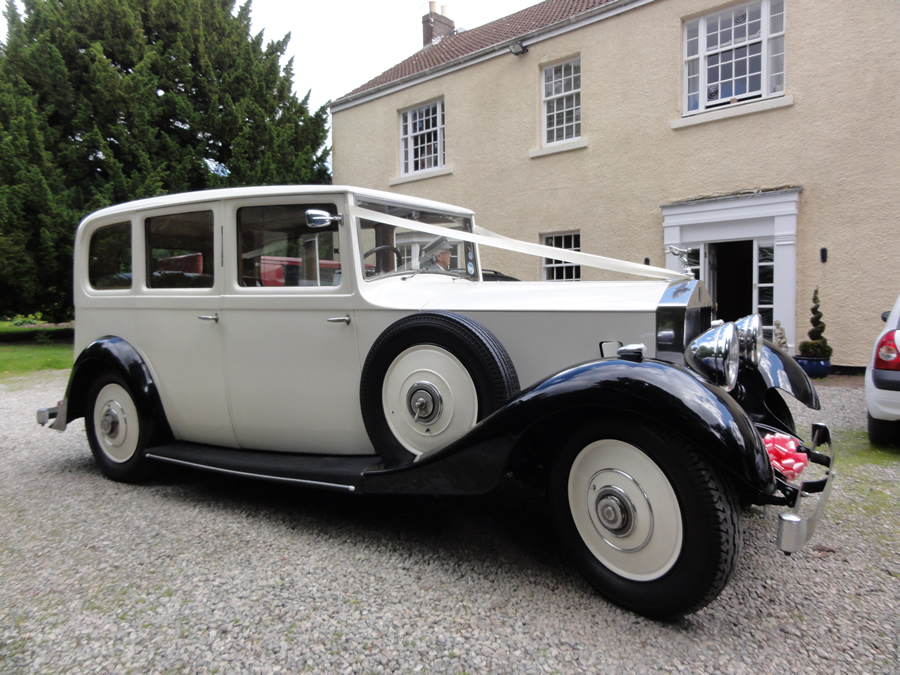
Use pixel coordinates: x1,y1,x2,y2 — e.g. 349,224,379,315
86,373,156,483
550,420,741,618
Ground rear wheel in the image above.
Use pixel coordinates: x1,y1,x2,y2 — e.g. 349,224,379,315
550,419,741,618
86,373,155,483
868,413,899,446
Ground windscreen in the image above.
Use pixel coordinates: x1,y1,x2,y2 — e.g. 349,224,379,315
355,199,479,281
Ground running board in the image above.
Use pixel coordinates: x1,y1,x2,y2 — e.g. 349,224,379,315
146,442,380,493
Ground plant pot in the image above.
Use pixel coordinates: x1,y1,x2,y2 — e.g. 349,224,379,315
794,356,831,379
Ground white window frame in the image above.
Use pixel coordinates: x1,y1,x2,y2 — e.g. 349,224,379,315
542,231,581,281
683,0,785,115
754,241,776,340
542,58,581,147
400,100,445,175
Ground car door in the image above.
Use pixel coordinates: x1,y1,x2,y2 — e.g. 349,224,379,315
134,203,238,447
221,198,374,455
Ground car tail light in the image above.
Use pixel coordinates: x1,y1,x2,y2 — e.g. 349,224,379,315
874,330,899,370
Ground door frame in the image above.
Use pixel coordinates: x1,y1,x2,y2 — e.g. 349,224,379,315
661,188,800,352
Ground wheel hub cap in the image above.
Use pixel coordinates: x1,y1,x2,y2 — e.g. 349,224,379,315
586,469,654,553
594,485,636,537
100,402,126,447
406,382,442,425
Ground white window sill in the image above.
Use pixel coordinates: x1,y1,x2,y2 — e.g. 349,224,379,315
529,138,588,159
389,166,452,186
671,95,793,129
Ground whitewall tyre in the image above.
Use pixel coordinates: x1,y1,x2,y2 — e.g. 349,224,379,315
361,312,519,465
86,374,155,483
550,420,741,619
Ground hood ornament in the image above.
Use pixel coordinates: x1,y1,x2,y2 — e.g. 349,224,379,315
666,246,693,277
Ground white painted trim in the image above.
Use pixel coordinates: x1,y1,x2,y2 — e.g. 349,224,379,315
540,57,582,149
389,166,453,186
661,189,801,351
399,99,446,177
671,95,793,129
529,138,588,158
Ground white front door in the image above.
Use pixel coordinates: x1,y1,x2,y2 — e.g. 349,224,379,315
221,200,373,455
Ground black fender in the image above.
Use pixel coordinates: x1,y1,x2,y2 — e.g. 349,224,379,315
62,336,172,442
363,358,775,497
731,341,820,434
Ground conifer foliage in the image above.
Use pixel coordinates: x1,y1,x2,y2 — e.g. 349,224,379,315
798,287,833,359
0,0,331,320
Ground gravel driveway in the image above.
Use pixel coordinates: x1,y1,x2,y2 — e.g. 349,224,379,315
1,371,897,673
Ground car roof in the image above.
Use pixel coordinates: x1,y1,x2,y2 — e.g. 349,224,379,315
79,185,475,225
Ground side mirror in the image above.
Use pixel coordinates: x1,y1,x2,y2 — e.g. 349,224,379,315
882,311,890,323
306,209,342,228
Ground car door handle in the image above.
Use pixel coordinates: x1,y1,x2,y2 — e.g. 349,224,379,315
327,315,351,325
198,313,219,322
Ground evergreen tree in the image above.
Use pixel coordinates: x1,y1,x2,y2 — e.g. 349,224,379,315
0,0,331,320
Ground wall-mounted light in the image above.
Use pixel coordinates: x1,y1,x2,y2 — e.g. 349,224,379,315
508,41,528,56
820,247,827,263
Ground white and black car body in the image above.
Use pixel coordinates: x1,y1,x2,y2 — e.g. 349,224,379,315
38,186,835,618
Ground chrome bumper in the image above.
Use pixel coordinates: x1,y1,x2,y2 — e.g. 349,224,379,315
36,399,67,431
775,423,836,554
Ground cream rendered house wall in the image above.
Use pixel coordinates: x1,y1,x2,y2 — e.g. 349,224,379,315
332,0,899,367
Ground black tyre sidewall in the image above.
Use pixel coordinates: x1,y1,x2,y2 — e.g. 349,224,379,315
86,373,155,483
550,419,740,619
868,413,899,446
361,313,518,465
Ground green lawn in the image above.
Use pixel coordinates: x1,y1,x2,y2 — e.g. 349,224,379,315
0,343,73,376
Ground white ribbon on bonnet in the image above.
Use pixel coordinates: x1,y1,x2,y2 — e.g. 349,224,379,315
350,206,690,281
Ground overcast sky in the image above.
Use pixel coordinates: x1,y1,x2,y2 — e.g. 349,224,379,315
251,0,536,111
2,0,537,111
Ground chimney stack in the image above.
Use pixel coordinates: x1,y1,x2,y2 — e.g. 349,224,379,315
422,3,455,46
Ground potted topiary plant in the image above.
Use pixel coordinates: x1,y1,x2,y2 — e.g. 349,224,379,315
795,287,832,378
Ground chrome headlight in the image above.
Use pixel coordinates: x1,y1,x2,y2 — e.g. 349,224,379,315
684,322,740,391
734,313,763,368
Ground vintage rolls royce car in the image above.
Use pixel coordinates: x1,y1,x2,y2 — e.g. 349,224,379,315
38,186,835,618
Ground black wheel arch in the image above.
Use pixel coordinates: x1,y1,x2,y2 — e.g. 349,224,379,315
365,357,777,499
64,336,173,444
502,360,776,497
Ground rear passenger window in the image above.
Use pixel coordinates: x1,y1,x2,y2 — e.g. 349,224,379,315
238,204,341,287
146,211,214,288
89,222,132,289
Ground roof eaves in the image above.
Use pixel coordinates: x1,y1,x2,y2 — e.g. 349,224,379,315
330,0,638,111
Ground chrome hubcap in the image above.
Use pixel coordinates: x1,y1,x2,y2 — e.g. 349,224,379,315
594,485,636,537
569,440,683,581
99,402,127,447
587,468,655,553
406,381,442,425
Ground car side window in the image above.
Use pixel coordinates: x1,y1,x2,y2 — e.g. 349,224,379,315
146,211,215,289
89,222,132,289
237,204,341,287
